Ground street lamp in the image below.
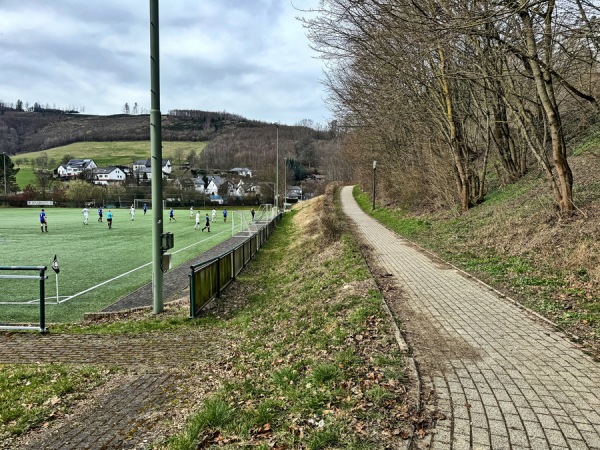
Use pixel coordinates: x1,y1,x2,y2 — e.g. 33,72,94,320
284,157,287,210
372,160,377,210
275,124,279,210
2,153,7,197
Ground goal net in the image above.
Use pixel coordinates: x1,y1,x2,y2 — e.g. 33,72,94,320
256,204,273,222
133,199,167,211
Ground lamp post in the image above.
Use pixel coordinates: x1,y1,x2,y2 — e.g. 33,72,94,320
275,125,279,210
150,0,164,314
372,160,377,210
2,153,6,197
284,157,287,210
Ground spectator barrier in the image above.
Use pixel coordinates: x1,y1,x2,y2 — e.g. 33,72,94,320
189,213,281,317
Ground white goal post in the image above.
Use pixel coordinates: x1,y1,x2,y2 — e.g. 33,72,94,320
133,199,167,211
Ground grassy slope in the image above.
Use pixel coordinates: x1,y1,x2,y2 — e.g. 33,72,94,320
354,151,600,357
13,141,206,188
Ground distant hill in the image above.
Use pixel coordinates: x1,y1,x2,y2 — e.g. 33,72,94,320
0,108,341,190
0,109,271,155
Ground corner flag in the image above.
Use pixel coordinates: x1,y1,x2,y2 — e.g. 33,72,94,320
52,255,60,274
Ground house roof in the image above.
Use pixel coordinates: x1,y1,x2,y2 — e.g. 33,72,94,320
92,166,121,174
208,176,225,186
134,159,171,167
67,159,94,169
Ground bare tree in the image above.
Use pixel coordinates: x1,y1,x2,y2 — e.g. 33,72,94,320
302,0,600,213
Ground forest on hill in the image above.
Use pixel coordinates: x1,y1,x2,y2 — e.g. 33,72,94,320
0,108,321,155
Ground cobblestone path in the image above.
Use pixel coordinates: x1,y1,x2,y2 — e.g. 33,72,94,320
341,186,600,450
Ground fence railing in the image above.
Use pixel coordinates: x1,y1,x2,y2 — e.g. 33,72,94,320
0,266,48,332
189,214,281,317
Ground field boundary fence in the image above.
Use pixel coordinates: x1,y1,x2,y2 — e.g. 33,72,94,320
189,212,281,317
0,266,48,332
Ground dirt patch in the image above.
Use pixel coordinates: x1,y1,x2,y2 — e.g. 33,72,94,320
358,241,482,375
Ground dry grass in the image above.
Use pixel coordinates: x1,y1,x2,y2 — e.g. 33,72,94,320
427,154,600,355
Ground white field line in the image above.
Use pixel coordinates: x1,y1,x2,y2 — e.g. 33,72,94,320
2,222,251,306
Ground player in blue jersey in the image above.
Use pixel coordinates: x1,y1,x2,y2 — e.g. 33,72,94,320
39,209,48,232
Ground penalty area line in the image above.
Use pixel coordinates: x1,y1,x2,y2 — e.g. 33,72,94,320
58,261,153,304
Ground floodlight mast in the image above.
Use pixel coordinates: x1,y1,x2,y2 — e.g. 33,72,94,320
150,0,164,314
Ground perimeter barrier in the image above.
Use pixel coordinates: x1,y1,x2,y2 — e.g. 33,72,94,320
189,213,281,317
0,266,48,332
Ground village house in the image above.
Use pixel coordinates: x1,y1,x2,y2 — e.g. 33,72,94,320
91,166,127,185
132,158,172,180
205,176,225,196
56,159,97,179
193,177,205,193
230,167,253,178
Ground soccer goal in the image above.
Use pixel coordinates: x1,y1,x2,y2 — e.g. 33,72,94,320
256,204,274,222
134,199,167,211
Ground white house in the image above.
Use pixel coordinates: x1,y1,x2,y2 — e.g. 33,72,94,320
133,158,172,177
229,179,247,197
58,159,97,178
91,166,126,185
56,164,68,178
230,167,252,178
205,176,225,195
193,178,205,193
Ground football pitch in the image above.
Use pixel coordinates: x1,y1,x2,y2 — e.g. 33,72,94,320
0,206,255,324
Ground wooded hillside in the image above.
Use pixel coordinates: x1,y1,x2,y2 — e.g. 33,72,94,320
303,0,600,214
0,109,271,155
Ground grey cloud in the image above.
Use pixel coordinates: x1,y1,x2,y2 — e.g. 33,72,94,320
1,0,330,125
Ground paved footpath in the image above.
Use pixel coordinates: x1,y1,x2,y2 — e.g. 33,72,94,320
341,186,600,450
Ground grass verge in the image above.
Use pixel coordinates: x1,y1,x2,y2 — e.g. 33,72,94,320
161,188,412,449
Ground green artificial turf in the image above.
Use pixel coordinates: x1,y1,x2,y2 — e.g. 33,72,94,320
0,206,254,324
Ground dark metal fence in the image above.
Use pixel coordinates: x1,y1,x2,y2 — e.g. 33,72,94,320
189,214,281,317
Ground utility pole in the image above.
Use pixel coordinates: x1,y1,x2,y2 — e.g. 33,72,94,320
150,0,164,313
284,157,287,210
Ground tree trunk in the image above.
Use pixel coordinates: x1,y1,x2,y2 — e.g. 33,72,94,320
519,6,574,212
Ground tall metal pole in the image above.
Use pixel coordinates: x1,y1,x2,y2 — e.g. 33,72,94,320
2,153,6,196
284,157,287,209
372,160,377,210
275,125,279,210
150,0,164,313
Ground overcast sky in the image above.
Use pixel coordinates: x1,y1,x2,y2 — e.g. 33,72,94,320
0,0,331,126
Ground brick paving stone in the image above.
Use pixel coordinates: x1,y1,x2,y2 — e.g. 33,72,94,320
340,186,600,450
